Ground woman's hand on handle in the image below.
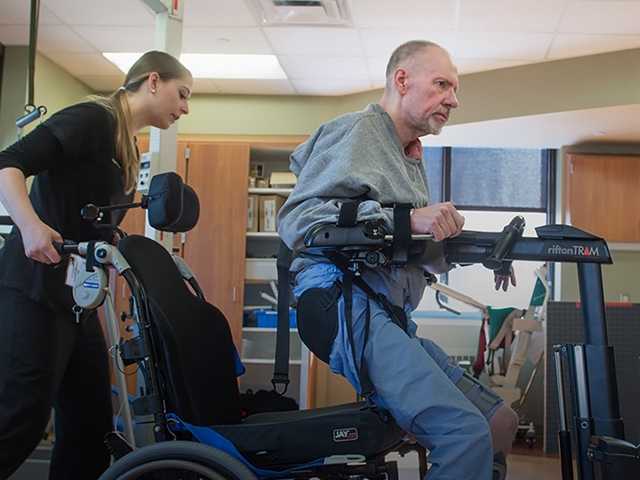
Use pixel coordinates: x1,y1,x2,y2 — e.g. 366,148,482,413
410,202,465,241
0,167,62,264
21,220,62,264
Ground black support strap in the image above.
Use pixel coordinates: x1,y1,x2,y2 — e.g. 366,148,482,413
391,203,412,265
337,200,360,227
272,241,293,394
325,250,409,398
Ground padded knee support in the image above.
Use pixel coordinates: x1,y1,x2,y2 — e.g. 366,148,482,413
296,284,341,364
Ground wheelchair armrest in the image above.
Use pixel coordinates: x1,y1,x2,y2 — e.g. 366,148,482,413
303,221,387,248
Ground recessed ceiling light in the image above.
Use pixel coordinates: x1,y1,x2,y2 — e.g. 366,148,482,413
103,52,287,80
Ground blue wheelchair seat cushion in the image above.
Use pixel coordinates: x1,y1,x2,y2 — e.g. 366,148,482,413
210,401,404,468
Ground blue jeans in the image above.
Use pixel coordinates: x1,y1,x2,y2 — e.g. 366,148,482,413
294,263,494,480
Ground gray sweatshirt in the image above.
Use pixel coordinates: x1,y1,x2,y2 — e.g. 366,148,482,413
277,103,441,308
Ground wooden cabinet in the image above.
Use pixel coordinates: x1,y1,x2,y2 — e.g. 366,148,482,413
565,153,640,242
180,142,250,349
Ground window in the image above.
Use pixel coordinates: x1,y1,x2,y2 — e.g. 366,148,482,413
450,148,547,211
418,146,556,312
423,147,553,213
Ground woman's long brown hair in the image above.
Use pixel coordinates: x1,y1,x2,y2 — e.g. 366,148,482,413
89,51,191,193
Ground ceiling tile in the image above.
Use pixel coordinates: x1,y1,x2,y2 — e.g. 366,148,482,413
183,27,272,54
458,0,564,33
183,0,257,27
76,75,124,92
360,29,456,60
278,55,368,79
45,52,123,77
0,25,28,45
291,77,372,96
548,33,640,60
42,0,153,26
350,0,457,29
453,32,553,60
0,1,60,25
263,26,363,56
73,26,155,52
38,25,96,53
212,79,295,95
559,1,640,34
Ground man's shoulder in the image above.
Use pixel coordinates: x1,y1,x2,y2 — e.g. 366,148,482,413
319,104,386,138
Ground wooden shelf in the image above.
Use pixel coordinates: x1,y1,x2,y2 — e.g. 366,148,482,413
248,188,293,195
243,327,298,333
246,232,280,238
242,358,302,365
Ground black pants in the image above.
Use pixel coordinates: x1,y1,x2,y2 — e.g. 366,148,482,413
0,287,112,480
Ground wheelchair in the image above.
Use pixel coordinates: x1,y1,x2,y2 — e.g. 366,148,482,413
57,172,427,480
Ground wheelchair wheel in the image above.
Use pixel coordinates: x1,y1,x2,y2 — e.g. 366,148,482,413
492,452,507,480
98,441,257,480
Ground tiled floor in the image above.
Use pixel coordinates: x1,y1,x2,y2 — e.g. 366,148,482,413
508,452,562,480
390,446,563,479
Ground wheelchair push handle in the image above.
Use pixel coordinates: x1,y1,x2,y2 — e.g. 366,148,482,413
482,216,525,271
53,240,83,255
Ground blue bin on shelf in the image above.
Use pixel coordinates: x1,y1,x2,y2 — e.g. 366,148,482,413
252,309,296,328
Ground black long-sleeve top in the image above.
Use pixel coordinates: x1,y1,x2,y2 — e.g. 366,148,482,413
0,102,132,312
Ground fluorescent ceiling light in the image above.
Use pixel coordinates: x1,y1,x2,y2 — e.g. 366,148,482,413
103,52,287,80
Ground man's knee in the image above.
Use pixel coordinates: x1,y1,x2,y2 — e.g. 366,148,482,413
413,405,492,451
490,404,519,455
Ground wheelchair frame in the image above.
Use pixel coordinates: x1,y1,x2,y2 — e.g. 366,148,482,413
55,236,426,480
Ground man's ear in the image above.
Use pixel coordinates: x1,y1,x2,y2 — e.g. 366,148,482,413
394,68,409,95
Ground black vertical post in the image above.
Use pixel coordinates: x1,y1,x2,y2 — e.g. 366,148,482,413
577,263,608,346
575,263,625,480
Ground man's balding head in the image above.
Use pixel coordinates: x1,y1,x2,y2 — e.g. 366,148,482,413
385,40,444,89
380,40,459,142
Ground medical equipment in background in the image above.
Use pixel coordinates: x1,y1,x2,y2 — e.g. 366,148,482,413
16,0,47,138
427,265,549,447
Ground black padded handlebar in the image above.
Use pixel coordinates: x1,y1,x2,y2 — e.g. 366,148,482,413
482,216,525,270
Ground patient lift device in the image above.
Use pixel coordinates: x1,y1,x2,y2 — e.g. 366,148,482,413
428,265,549,408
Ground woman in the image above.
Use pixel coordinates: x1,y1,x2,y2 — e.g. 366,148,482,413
0,50,192,479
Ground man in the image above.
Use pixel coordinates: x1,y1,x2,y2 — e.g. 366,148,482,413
277,41,518,480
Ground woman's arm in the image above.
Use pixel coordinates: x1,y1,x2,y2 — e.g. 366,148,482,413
0,167,61,264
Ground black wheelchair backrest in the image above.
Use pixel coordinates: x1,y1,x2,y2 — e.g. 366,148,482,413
118,234,241,426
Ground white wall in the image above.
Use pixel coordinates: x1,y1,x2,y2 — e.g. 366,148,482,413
416,210,547,314
412,210,548,358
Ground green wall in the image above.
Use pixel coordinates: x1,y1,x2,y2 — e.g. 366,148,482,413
0,47,28,149
0,49,92,149
34,52,92,120
178,94,343,136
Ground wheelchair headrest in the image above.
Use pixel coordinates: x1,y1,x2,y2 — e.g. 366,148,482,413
147,173,200,233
